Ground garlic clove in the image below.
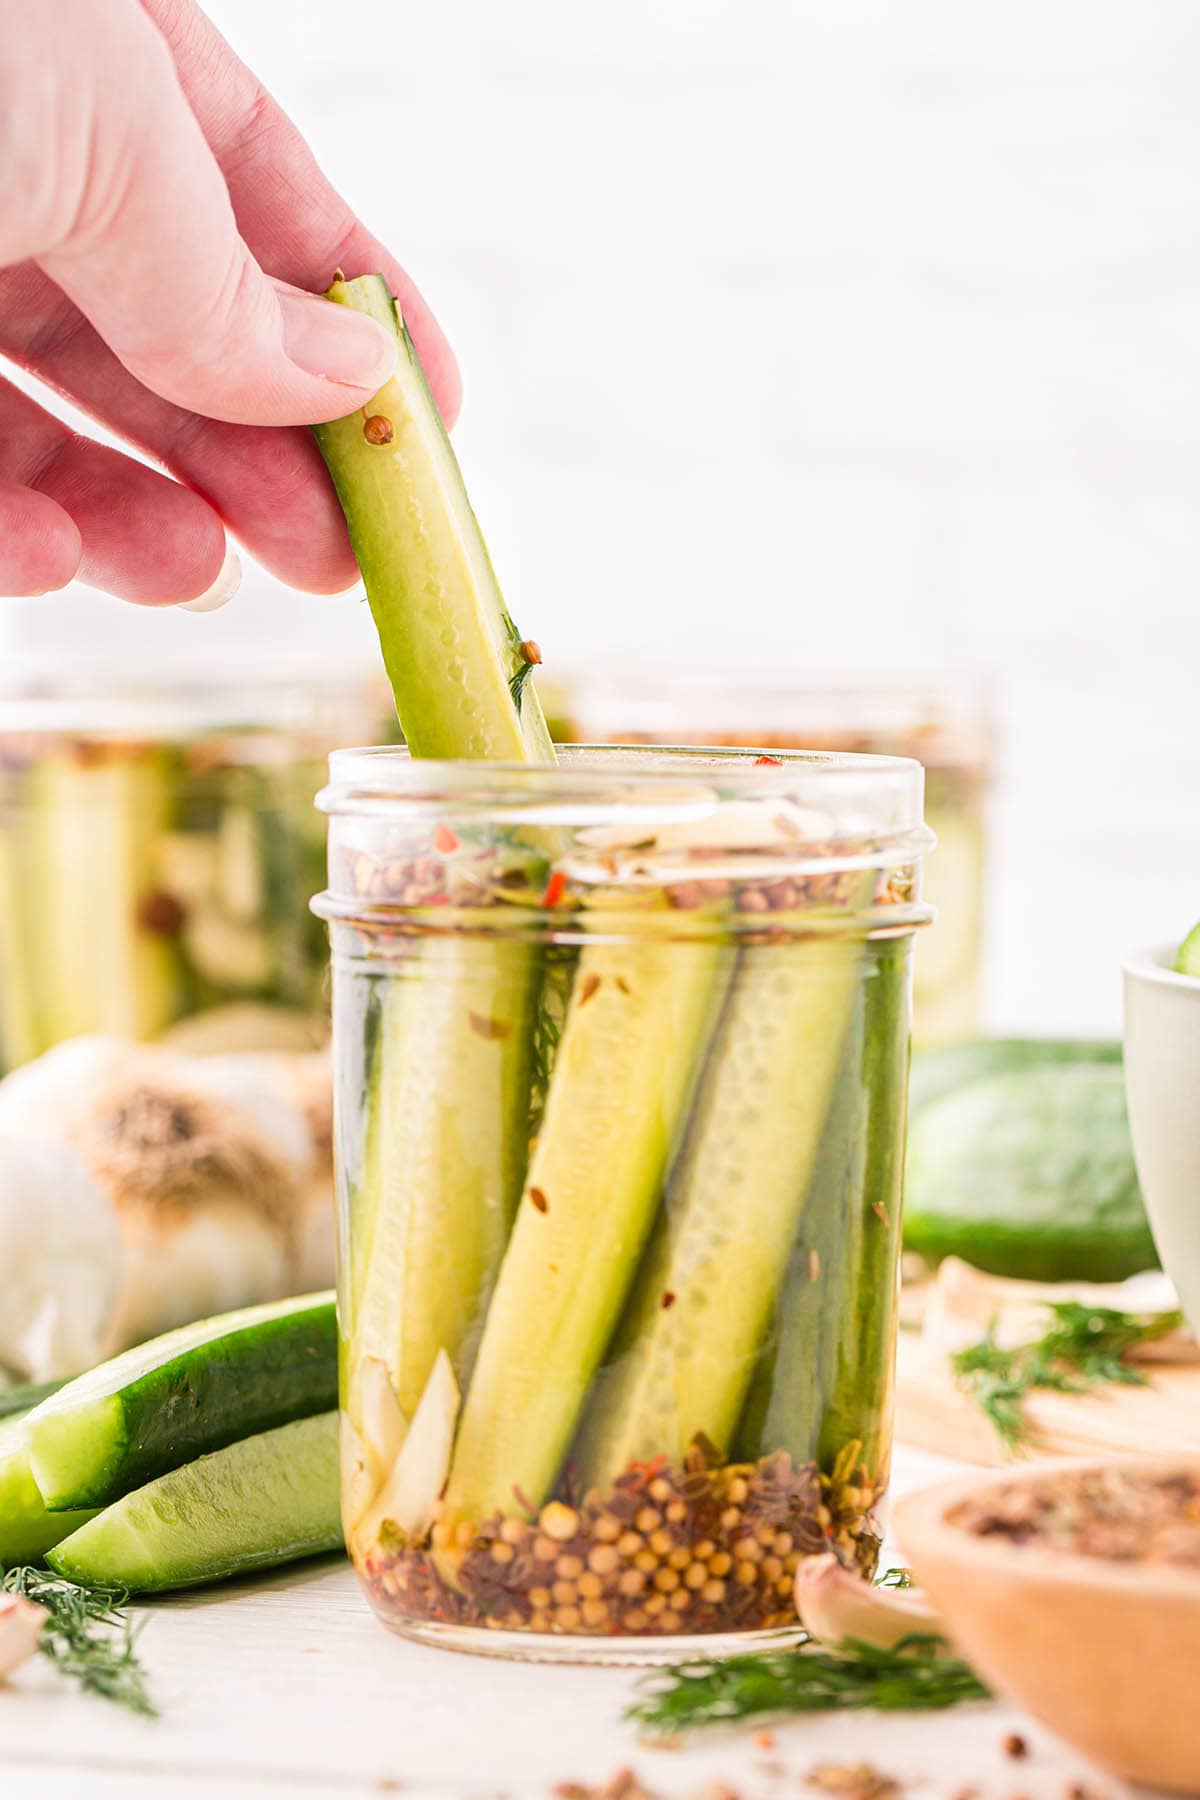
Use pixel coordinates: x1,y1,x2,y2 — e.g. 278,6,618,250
350,1351,459,1560
795,1553,945,1652
0,1593,47,1679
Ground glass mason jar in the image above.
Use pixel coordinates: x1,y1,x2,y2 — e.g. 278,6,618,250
0,676,393,1074
316,745,932,1661
547,672,991,1048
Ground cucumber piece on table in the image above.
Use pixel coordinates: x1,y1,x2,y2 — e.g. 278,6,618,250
905,1062,1157,1282
908,1036,1121,1117
312,275,553,763
47,1412,341,1593
348,937,536,1429
0,1377,66,1422
441,930,731,1525
0,1415,95,1568
573,927,867,1490
26,1292,336,1513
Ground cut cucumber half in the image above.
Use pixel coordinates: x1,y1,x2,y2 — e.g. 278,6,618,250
312,275,553,762
573,927,867,1489
1176,920,1200,977
47,1411,341,1593
26,1292,336,1512
0,1416,96,1568
441,930,732,1526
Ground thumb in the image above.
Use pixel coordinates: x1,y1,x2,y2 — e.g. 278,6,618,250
35,7,395,426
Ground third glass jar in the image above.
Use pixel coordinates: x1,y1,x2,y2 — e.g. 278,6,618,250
316,746,932,1659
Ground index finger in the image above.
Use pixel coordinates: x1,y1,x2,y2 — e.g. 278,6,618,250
142,0,462,427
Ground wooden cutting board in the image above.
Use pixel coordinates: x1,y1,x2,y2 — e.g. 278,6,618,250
893,1258,1200,1467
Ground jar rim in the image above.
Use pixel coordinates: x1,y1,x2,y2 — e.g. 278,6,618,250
317,743,934,863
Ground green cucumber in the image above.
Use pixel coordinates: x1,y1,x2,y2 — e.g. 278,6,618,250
817,936,911,1483
26,1293,336,1512
0,1417,95,1568
313,274,553,762
348,936,536,1429
0,814,42,1067
905,1060,1156,1282
30,749,181,1042
1176,920,1200,977
733,992,868,1467
441,931,731,1525
47,1411,341,1593
573,929,867,1490
908,1037,1121,1117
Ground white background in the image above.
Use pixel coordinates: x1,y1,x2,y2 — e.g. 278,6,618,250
3,1,1199,1035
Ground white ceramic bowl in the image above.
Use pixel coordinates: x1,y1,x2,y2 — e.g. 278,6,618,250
1123,944,1200,1335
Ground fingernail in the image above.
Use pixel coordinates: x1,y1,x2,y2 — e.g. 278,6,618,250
280,291,397,390
179,546,242,614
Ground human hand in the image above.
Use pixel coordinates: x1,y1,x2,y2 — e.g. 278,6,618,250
0,0,460,606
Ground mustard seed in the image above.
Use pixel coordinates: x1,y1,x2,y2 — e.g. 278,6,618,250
555,1554,584,1580
588,1545,620,1576
540,1502,579,1542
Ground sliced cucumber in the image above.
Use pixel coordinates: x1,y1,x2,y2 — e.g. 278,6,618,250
1176,920,1200,977
0,1417,95,1568
441,931,731,1526
47,1411,341,1593
30,750,181,1042
573,927,867,1490
313,275,552,762
26,1293,336,1512
348,937,536,1430
818,935,911,1481
0,814,41,1067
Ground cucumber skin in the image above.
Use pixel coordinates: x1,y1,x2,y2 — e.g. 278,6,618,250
818,936,911,1485
346,937,536,1427
734,986,868,1467
908,1037,1121,1118
27,1294,337,1513
312,276,552,764
47,1412,341,1594
441,933,731,1525
572,929,869,1491
905,1063,1157,1282
0,1419,95,1568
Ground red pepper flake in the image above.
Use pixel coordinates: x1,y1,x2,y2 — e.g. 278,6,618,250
754,754,783,766
872,1202,891,1227
1003,1734,1029,1761
578,973,602,1006
661,1291,677,1310
468,1012,511,1041
432,823,459,854
529,1187,550,1214
754,1730,776,1750
542,869,567,908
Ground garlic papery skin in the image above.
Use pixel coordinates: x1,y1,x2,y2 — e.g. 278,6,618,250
795,1553,944,1652
0,1593,48,1679
0,1136,123,1381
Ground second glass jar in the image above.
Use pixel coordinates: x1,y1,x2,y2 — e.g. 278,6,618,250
316,746,932,1659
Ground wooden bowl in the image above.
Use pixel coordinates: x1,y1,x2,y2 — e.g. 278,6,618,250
894,1459,1200,1793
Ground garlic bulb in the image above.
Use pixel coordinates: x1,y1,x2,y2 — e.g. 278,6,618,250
0,1035,316,1352
0,1135,122,1381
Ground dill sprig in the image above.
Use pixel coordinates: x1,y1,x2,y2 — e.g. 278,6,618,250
952,1301,1184,1450
627,1634,988,1733
2,1567,156,1717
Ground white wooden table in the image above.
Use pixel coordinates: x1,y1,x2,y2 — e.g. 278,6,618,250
1,1446,1128,1800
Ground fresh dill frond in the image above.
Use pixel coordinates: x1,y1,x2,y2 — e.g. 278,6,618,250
952,1301,1184,1450
2,1567,156,1717
626,1634,988,1733
875,1565,914,1590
